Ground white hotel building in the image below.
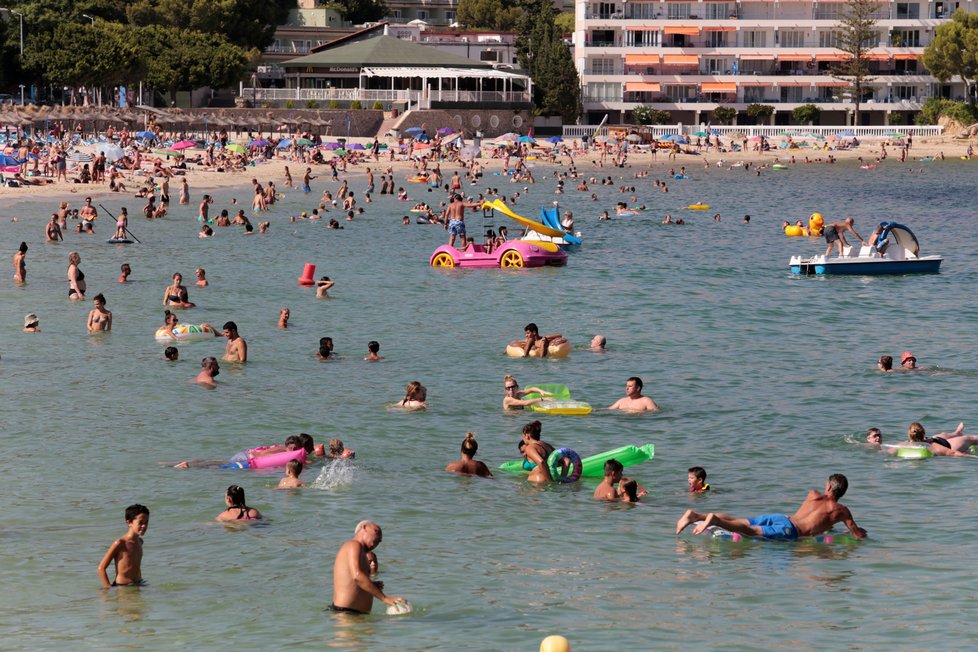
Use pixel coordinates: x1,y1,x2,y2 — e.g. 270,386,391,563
574,0,970,126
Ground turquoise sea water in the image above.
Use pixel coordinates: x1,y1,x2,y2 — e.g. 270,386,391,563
2,157,978,650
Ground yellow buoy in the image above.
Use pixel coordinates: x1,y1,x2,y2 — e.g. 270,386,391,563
540,635,571,652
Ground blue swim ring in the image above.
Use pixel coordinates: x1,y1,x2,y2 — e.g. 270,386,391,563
546,447,582,483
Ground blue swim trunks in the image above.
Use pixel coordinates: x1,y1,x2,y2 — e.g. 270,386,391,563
302,183,311,194
748,514,798,541
448,219,466,236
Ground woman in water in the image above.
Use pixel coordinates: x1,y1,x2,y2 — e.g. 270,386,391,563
398,381,428,410
13,241,27,283
316,337,334,361
118,263,131,283
163,272,195,308
87,293,113,332
445,432,493,477
502,375,551,410
67,251,86,300
519,421,557,483
216,485,262,522
194,268,208,287
159,310,179,339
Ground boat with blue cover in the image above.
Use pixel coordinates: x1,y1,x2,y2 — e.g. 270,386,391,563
789,222,942,275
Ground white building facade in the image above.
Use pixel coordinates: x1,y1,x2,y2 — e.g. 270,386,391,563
574,0,971,125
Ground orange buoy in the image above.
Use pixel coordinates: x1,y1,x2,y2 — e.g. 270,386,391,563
298,263,316,285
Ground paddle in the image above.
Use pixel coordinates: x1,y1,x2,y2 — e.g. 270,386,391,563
99,203,141,243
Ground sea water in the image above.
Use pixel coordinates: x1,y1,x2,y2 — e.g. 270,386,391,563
2,158,978,650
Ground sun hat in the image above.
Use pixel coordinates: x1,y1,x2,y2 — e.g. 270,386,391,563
24,313,38,327
901,351,916,363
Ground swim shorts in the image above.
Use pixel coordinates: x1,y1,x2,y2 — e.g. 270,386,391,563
448,219,466,236
748,514,798,541
302,184,311,194
823,225,839,244
328,603,368,615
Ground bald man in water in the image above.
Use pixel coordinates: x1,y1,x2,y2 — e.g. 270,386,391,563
330,521,405,614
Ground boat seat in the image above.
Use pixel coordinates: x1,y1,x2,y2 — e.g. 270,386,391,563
858,245,877,257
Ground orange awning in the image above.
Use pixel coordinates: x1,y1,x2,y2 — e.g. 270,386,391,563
701,82,737,92
864,52,891,61
624,54,660,65
664,26,701,35
662,54,700,65
816,53,849,62
893,53,920,60
816,81,849,87
702,26,736,31
739,54,775,61
777,54,813,62
625,82,662,92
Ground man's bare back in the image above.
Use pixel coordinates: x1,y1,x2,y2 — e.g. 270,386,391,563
788,489,862,538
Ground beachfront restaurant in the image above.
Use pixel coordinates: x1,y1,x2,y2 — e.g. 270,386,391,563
261,36,532,110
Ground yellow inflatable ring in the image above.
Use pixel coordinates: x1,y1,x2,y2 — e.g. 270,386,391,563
505,338,572,358
688,204,710,210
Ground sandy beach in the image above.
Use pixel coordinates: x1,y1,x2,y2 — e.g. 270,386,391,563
2,132,973,208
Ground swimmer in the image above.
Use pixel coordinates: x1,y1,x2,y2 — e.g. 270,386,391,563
87,294,113,332
593,459,624,501
676,473,866,540
331,521,404,614
445,432,493,477
897,422,976,457
316,276,335,298
900,351,920,370
364,340,383,361
502,375,551,410
398,381,427,410
278,307,290,329
194,268,208,287
517,322,563,358
877,355,893,372
194,356,220,387
519,421,557,483
118,263,131,283
13,241,27,283
617,477,641,502
590,335,606,351
23,313,40,333
163,273,195,308
164,346,179,361
604,377,660,412
222,321,247,363
688,466,710,493
317,337,334,361
67,251,86,300
366,552,378,576
276,459,306,489
216,485,262,521
328,438,355,459
97,504,150,588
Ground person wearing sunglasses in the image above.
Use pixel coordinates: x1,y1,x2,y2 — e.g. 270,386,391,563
502,375,552,410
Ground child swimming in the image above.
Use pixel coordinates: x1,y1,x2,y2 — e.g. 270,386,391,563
97,504,150,588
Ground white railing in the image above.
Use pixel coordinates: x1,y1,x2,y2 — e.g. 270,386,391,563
244,87,531,104
429,90,531,103
562,124,943,138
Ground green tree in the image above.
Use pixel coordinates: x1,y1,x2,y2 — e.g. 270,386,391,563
23,21,144,88
632,106,671,124
328,0,388,25
516,0,580,122
457,0,521,30
922,10,978,104
126,0,291,50
137,24,250,104
792,104,821,125
711,105,737,124
554,11,575,34
832,0,882,125
746,103,774,125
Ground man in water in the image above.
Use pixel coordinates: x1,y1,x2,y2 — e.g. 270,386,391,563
823,216,866,258
79,197,98,229
606,377,660,412
194,357,220,387
590,335,606,351
222,321,248,363
870,423,977,457
676,473,867,541
331,521,405,614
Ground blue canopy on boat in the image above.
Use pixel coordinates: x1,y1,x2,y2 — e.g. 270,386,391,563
874,222,920,256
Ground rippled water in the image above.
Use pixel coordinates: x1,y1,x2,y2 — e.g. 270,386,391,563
2,157,978,650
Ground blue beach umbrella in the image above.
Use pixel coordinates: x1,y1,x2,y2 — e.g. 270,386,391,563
276,139,293,148
517,135,536,143
405,127,424,133
136,130,156,139
547,136,563,143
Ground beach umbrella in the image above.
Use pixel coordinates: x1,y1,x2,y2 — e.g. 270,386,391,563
625,134,643,142
886,132,907,139
405,127,424,133
224,143,246,154
748,135,764,142
172,140,197,150
94,143,125,161
460,145,480,158
437,127,453,134
295,137,313,146
0,153,20,165
659,134,680,141
154,149,180,157
136,130,156,139
348,143,365,150
248,139,269,148
333,148,348,156
813,135,826,140
276,139,293,148
547,136,563,143
693,131,708,137
68,151,94,163
517,135,536,143
838,130,855,137
322,142,340,150
413,142,431,150
826,135,838,140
